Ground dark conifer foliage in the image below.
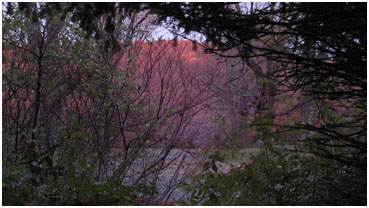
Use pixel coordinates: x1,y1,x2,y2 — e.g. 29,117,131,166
151,3,367,204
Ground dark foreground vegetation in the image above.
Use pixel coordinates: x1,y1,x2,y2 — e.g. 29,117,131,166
2,2,366,205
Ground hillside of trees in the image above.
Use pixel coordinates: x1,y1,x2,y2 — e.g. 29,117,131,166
2,2,366,205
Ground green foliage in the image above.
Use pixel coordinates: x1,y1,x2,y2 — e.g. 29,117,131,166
183,144,365,206
2,5,156,205
3,130,157,205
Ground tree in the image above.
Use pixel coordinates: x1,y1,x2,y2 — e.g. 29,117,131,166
150,2,366,204
3,3,229,205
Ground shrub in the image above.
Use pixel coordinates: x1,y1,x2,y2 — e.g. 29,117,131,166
183,145,365,205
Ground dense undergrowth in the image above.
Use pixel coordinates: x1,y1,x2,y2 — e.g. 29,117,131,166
3,142,157,206
182,145,366,206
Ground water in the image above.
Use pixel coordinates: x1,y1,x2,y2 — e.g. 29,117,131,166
108,148,205,201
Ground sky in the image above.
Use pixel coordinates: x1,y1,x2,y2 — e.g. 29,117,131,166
151,25,175,40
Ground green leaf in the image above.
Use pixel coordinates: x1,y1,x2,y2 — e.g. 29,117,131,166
203,162,210,171
252,134,262,144
212,163,218,173
266,142,274,152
